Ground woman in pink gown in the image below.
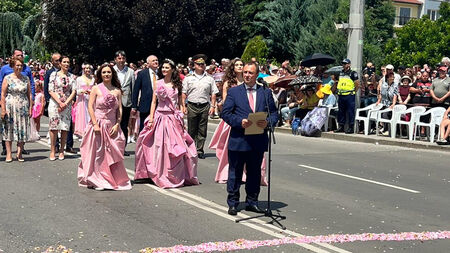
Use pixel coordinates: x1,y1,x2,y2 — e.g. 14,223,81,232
77,64,131,191
135,59,199,188
209,58,267,185
74,64,95,137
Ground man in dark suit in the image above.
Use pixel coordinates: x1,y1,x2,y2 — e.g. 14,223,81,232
132,55,158,132
221,62,278,216
44,53,61,116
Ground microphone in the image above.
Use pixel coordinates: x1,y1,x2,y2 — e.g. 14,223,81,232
257,77,268,89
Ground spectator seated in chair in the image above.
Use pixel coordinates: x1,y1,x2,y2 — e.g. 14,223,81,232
295,84,320,120
437,107,450,145
280,84,302,127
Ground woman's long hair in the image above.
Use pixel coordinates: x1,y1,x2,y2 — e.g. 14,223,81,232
96,64,122,91
158,59,182,95
223,58,243,87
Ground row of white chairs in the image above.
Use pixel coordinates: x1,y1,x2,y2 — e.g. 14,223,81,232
355,104,447,142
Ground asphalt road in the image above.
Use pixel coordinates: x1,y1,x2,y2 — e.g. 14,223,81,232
0,120,449,253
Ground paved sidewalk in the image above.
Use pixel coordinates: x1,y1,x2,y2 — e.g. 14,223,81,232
208,118,450,152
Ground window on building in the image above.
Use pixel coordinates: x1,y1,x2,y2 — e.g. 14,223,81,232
427,10,439,21
399,7,411,25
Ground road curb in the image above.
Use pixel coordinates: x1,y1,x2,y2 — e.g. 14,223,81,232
208,118,450,152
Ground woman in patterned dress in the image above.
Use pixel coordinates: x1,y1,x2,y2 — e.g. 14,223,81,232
0,57,32,162
48,56,77,161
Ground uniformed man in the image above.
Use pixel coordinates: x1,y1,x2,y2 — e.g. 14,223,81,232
334,58,359,134
182,54,219,159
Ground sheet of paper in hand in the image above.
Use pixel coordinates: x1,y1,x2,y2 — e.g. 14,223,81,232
245,112,268,135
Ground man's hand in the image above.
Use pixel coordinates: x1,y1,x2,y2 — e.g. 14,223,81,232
209,107,215,115
241,119,252,128
183,107,187,115
131,108,137,116
256,120,268,129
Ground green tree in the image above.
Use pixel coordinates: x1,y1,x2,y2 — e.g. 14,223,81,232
0,0,41,20
42,0,241,63
384,8,450,67
255,0,346,63
235,0,269,46
241,35,269,62
334,0,395,68
0,12,23,58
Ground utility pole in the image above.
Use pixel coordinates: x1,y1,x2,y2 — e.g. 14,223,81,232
347,0,364,107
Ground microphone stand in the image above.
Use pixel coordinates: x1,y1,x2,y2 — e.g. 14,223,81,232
235,81,286,230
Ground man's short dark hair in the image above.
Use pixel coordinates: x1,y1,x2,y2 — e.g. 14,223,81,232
115,50,126,58
12,48,23,55
244,61,260,74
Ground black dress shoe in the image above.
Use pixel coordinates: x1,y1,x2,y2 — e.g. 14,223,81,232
345,127,354,134
124,151,130,156
228,206,238,216
198,153,205,159
334,126,345,133
245,205,265,213
1,150,6,156
22,149,30,155
65,147,76,154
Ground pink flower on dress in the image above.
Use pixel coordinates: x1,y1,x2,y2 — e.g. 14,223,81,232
156,85,168,101
103,94,116,108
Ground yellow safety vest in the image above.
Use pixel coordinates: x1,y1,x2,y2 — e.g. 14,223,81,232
337,73,355,95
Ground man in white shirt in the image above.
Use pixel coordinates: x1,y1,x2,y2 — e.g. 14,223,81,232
182,54,218,159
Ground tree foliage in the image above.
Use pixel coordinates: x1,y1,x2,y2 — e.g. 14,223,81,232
0,0,41,20
241,35,269,63
384,3,450,67
42,0,241,64
235,0,269,46
256,0,347,64
334,0,395,68
0,12,23,58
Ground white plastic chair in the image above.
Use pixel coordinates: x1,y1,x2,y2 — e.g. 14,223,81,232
376,104,407,138
413,107,446,143
394,106,426,140
318,99,338,132
355,103,383,135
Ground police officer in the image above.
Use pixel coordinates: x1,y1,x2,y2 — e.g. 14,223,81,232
182,54,219,159
334,59,359,134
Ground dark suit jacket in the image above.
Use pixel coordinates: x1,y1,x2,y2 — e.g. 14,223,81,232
132,69,154,113
221,84,278,152
44,67,58,102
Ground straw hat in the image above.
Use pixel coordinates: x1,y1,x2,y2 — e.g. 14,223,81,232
319,84,332,95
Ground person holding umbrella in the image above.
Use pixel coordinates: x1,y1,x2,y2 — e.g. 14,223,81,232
334,59,359,134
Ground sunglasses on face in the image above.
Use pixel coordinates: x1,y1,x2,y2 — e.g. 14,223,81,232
195,63,205,66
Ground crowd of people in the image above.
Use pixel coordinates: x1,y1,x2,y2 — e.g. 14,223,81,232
1,48,449,214
0,49,281,216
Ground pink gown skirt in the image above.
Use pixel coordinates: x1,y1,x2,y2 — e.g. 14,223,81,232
74,95,90,137
134,111,199,188
77,119,131,190
209,120,268,185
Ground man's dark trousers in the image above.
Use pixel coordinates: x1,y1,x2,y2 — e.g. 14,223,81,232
227,150,264,208
337,94,355,126
187,102,209,156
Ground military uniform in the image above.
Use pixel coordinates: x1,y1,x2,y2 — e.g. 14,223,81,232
182,55,219,157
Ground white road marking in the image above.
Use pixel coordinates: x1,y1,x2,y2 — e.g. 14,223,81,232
298,164,420,194
125,170,347,253
35,138,350,252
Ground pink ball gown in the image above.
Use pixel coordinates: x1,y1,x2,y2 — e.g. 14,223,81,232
74,76,94,137
134,80,199,188
209,120,267,185
77,83,132,190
